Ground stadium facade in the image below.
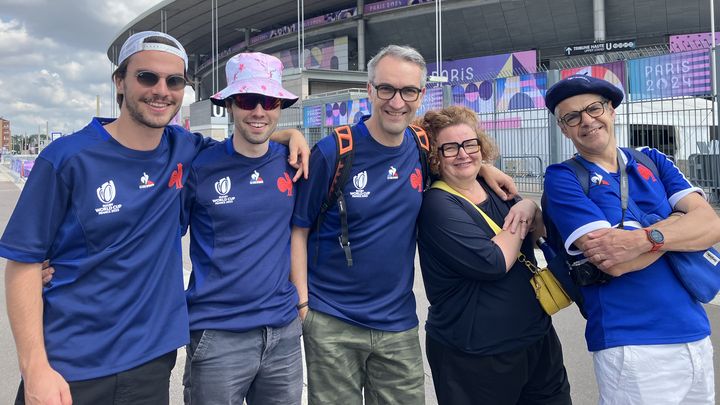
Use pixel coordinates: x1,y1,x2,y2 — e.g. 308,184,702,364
108,0,720,198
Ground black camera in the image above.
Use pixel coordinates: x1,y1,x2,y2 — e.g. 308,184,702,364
570,259,612,287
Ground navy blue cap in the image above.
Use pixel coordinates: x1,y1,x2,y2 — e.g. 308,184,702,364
545,74,624,114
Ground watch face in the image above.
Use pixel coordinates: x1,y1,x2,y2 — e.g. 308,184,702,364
650,229,664,243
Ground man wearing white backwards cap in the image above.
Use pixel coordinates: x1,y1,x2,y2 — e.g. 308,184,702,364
180,52,303,404
0,32,308,405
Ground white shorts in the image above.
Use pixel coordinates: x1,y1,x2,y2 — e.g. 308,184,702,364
593,336,714,405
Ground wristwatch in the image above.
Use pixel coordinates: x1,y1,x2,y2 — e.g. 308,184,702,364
644,229,665,252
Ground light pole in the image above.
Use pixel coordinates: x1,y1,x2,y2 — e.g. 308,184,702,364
297,0,305,118
711,0,717,99
435,0,443,77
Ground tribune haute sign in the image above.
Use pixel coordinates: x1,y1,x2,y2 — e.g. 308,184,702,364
564,40,636,56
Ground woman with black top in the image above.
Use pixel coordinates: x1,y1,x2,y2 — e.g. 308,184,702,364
416,106,571,405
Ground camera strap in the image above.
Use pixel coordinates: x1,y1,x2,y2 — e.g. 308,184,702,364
617,152,628,229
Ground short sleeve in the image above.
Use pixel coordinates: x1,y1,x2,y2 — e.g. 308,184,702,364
639,147,704,207
0,157,71,262
292,138,337,228
543,163,611,255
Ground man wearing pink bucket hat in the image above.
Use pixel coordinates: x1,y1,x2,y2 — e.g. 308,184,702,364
4,31,308,405
181,52,303,405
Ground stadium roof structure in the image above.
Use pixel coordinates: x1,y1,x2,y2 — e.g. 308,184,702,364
108,0,719,101
108,0,356,64
109,0,717,63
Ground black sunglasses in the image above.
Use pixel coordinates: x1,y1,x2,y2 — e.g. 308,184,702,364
232,94,282,111
134,71,187,91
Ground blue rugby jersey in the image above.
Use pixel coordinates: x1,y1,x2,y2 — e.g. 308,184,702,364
292,116,423,332
544,147,709,351
182,139,298,332
0,118,209,381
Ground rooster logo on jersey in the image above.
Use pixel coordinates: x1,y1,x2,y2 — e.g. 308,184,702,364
637,164,657,182
590,173,609,186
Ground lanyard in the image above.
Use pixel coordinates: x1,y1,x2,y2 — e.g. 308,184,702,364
617,152,628,229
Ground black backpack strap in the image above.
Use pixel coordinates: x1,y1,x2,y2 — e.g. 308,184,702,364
562,156,591,195
314,125,355,267
565,149,660,197
312,123,431,268
408,124,431,190
624,147,660,179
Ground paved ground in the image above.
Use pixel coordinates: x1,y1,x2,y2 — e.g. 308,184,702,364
0,165,719,404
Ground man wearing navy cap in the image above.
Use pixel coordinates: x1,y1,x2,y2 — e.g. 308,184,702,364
543,74,720,404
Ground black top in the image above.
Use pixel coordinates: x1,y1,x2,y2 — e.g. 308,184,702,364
417,179,551,355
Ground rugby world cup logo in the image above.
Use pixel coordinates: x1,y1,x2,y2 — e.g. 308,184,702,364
350,171,370,198
212,176,235,205
96,180,116,204
95,180,122,215
215,176,231,196
353,171,367,190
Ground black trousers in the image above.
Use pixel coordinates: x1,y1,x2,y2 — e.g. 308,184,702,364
15,350,176,405
427,325,571,405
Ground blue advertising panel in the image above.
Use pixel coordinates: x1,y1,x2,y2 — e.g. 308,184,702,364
628,50,711,100
324,98,371,126
418,86,444,116
303,105,324,127
495,73,547,112
427,51,537,84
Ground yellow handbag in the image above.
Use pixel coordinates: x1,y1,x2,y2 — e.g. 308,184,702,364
517,253,572,315
432,181,572,315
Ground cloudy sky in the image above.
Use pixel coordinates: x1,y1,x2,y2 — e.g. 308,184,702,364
0,0,196,137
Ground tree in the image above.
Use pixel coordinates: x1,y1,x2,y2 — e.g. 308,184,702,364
10,133,48,154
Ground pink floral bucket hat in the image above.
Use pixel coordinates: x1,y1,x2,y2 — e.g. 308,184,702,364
211,52,298,108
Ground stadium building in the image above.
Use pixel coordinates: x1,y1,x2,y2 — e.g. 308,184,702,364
109,0,720,197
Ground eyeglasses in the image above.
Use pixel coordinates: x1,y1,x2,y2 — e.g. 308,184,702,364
559,100,609,127
232,94,282,111
438,138,481,158
135,71,187,91
372,84,423,102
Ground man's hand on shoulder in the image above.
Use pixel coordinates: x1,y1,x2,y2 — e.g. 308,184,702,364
270,128,310,181
41,260,53,286
478,164,517,200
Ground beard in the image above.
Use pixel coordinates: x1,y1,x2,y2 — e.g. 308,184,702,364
124,92,180,129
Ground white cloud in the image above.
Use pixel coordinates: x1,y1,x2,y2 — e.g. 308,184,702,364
0,1,165,136
95,0,161,29
0,19,57,57
1,0,45,5
0,53,46,69
56,61,84,81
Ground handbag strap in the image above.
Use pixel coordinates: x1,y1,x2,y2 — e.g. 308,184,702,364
431,180,502,234
430,180,540,273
